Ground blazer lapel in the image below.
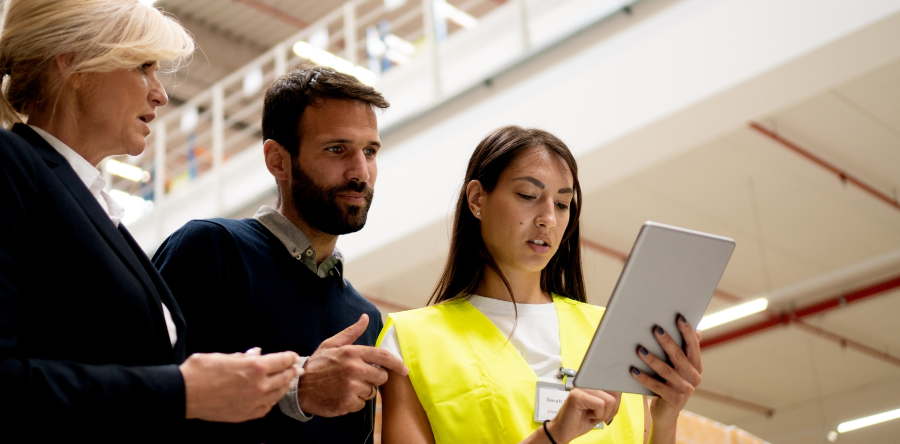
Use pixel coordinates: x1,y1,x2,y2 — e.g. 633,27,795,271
12,124,177,355
118,224,188,360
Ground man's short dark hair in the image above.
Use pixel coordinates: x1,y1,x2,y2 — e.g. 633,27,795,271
262,64,390,158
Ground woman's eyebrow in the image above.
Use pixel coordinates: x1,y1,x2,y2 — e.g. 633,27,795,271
514,176,573,194
513,176,545,189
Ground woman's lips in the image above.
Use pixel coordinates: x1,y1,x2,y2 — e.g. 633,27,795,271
527,240,551,254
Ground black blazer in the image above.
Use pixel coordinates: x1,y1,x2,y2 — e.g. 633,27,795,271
0,124,188,440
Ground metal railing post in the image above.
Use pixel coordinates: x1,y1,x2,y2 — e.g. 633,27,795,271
518,0,531,50
343,2,357,65
275,43,287,77
212,84,225,213
422,0,441,98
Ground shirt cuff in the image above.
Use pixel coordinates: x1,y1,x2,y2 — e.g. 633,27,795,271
277,356,314,422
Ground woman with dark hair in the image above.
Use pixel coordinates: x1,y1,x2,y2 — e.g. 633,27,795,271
377,126,702,443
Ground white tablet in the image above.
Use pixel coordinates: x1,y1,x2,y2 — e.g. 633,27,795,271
573,222,735,395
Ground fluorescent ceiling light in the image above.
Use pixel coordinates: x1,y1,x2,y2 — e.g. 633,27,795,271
366,28,387,57
384,48,412,65
384,34,416,56
243,68,264,97
308,28,329,50
438,1,478,29
384,0,407,12
838,407,900,433
180,106,199,132
697,298,768,331
292,41,376,85
105,159,150,183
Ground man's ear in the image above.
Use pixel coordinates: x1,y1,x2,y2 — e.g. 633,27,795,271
264,139,291,182
465,180,485,220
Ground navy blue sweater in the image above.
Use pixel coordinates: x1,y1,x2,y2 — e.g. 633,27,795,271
153,218,382,443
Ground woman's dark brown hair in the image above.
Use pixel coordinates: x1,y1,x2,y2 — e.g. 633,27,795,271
428,125,586,306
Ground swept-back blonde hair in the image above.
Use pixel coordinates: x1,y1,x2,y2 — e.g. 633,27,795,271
0,0,195,128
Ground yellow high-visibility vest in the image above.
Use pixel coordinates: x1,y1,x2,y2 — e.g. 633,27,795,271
380,295,645,444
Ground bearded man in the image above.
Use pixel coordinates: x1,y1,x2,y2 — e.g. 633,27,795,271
153,65,406,443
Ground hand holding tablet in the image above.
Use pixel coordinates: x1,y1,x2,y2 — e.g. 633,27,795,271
573,222,734,396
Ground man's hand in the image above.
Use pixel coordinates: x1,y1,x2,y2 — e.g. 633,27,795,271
180,350,301,422
297,314,409,417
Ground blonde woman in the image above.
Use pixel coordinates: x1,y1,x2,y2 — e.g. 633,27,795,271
0,1,300,440
378,126,703,443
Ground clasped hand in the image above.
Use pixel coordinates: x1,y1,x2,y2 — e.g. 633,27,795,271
297,314,409,417
180,348,302,423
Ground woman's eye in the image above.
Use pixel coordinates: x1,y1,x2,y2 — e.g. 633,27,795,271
140,63,154,73
556,202,569,210
517,193,536,200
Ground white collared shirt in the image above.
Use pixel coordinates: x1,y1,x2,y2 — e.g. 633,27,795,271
28,125,177,348
28,126,125,226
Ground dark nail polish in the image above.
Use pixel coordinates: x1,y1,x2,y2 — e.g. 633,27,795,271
631,367,641,375
679,314,687,324
640,346,649,356
656,326,665,336
606,418,614,426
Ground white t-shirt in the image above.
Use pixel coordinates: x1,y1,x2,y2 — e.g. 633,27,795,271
379,295,563,381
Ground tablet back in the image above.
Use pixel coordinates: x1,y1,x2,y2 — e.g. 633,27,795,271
573,222,734,395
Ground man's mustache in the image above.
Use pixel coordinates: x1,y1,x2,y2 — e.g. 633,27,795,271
336,180,371,195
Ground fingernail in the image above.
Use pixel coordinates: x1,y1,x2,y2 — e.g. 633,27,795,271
631,367,641,376
656,326,665,336
639,346,649,356
679,314,687,324
606,418,614,426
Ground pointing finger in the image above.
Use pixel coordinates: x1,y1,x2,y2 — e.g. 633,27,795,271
320,314,370,349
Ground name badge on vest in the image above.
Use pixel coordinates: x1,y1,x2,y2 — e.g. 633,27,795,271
534,382,604,429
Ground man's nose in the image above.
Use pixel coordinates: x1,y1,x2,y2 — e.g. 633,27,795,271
345,150,370,183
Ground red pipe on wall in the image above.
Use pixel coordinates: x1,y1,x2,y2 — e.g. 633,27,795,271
234,0,309,29
701,274,900,349
749,122,900,212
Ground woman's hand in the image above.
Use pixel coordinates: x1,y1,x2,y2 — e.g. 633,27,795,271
631,314,703,442
528,388,621,444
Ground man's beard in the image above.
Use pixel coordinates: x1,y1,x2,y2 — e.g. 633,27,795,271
290,160,374,235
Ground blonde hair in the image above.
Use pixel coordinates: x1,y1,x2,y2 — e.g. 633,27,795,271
0,0,195,128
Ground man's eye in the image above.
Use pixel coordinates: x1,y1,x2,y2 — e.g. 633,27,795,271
326,146,342,153
364,148,377,157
